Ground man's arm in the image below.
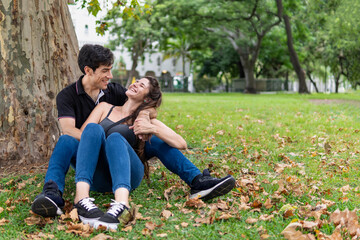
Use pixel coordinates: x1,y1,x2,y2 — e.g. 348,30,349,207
59,118,82,140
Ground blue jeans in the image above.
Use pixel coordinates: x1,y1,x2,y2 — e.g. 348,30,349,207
75,123,143,192
45,125,201,193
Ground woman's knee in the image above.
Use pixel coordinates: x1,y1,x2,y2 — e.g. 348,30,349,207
83,123,105,138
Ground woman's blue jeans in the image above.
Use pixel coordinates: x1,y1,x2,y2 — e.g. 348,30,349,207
74,123,143,192
45,125,201,193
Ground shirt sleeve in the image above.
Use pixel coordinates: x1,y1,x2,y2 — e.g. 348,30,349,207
56,89,75,119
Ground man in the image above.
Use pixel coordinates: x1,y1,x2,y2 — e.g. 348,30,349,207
31,44,235,219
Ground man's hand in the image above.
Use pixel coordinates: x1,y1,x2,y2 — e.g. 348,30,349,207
131,110,153,141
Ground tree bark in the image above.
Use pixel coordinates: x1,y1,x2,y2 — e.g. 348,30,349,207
0,0,80,166
306,71,319,93
282,15,309,94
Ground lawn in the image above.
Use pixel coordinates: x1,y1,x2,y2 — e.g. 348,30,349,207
1,92,360,239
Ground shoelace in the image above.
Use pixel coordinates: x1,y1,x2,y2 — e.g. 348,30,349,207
79,198,98,211
107,200,126,217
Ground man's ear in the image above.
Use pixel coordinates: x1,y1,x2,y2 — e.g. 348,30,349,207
84,66,93,76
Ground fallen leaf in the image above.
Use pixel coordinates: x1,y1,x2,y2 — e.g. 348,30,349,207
145,222,157,230
245,217,258,224
0,218,9,226
156,233,168,237
141,228,152,236
0,207,3,214
122,226,133,232
91,233,114,240
264,199,273,209
185,198,206,208
160,209,173,220
181,222,189,228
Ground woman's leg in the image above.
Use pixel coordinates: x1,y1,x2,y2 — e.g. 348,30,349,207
105,133,144,195
74,123,106,226
74,123,106,203
93,133,144,230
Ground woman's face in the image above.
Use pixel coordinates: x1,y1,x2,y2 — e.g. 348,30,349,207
126,78,151,101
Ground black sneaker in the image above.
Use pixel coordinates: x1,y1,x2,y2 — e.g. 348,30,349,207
190,169,236,201
93,200,129,230
75,197,104,226
31,180,65,217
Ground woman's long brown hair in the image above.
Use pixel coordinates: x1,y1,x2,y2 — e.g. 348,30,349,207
127,76,162,179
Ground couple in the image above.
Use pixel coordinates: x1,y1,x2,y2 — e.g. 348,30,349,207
31,44,235,230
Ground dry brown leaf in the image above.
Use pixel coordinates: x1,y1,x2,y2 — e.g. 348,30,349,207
0,218,9,226
260,234,270,239
215,200,229,210
251,200,262,209
217,213,233,220
91,233,114,240
283,209,294,219
245,217,258,224
141,228,152,236
216,130,225,135
185,198,206,208
281,222,315,240
340,185,351,193
301,221,318,230
161,209,173,219
69,208,79,222
24,215,53,226
259,214,274,221
156,233,168,237
181,222,189,228
0,207,3,214
264,199,273,209
18,182,26,190
195,217,211,224
122,226,133,232
145,222,157,230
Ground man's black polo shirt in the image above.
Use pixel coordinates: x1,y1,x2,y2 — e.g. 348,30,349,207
56,75,127,129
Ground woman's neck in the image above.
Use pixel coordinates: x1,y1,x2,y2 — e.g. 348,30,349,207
121,99,141,116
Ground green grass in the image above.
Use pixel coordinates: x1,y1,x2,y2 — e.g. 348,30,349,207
1,92,360,239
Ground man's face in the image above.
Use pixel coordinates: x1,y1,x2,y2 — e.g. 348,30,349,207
89,65,113,90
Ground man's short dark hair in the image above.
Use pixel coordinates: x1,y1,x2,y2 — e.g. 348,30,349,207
78,44,114,74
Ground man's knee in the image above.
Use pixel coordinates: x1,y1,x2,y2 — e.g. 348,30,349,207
56,135,79,150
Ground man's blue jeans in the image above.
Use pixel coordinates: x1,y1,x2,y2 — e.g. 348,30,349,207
44,124,201,193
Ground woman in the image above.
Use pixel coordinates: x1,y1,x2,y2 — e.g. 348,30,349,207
73,76,186,230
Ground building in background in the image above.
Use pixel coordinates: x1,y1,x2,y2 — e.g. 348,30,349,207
68,3,192,92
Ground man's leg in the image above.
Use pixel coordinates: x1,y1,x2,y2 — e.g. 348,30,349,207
31,135,79,217
145,136,235,201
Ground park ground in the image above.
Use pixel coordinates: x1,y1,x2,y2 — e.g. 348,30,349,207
1,92,360,239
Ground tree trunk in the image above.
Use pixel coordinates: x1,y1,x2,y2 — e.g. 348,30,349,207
306,71,319,93
334,73,341,93
126,55,138,88
283,15,309,94
240,55,256,93
0,0,80,166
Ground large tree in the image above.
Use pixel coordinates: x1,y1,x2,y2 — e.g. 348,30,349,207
0,0,80,166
